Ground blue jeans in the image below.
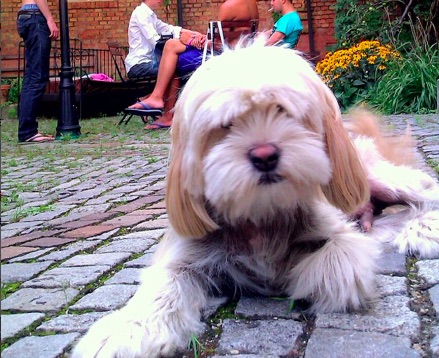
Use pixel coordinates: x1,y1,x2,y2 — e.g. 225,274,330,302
17,12,51,142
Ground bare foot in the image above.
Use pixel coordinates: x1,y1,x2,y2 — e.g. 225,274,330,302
144,113,173,130
129,96,164,110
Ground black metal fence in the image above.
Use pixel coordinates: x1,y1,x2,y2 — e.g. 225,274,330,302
18,38,155,118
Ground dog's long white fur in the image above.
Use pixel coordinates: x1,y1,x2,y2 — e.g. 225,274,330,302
73,44,439,358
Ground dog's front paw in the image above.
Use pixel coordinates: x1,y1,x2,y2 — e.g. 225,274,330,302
71,310,176,358
395,209,439,259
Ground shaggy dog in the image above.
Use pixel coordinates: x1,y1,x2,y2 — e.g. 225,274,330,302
73,44,439,358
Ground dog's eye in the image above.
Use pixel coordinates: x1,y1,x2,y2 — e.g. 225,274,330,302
276,104,285,113
221,123,233,130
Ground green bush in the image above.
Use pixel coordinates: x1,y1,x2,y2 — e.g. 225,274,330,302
315,40,401,110
333,0,438,50
368,44,438,114
8,78,22,104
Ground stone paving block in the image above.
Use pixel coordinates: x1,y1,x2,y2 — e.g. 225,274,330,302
104,267,143,285
43,211,85,227
130,208,167,216
61,187,109,201
1,230,66,247
36,240,101,262
305,328,419,358
416,259,439,287
74,212,116,223
8,247,54,262
110,195,141,203
149,199,166,209
86,193,122,205
87,228,120,241
124,250,156,268
108,183,149,194
70,284,138,311
69,203,113,215
1,332,80,358
431,324,439,357
376,274,407,297
1,261,54,283
1,312,45,340
377,250,407,276
60,252,132,267
0,229,23,239
217,319,302,356
235,296,301,320
429,284,439,318
1,220,45,231
102,213,151,227
109,195,164,213
114,229,166,241
52,219,97,230
24,236,79,247
37,312,109,333
133,218,169,230
22,265,111,288
1,246,39,261
1,287,79,312
20,205,75,222
61,225,118,239
50,178,81,191
315,295,420,339
95,238,156,254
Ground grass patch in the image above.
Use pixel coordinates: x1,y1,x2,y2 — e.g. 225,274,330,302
1,282,22,300
0,116,171,159
426,160,439,175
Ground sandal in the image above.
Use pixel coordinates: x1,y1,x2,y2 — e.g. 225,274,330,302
19,133,55,144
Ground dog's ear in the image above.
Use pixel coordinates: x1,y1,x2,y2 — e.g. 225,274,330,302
166,113,219,239
320,86,370,213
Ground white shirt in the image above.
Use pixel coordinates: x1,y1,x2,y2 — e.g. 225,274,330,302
125,3,182,73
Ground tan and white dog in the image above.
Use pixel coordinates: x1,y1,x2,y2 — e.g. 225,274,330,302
73,44,439,358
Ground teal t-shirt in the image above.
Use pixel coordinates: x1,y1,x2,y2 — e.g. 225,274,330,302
273,11,303,48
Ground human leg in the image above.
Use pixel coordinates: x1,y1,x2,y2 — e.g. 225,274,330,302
17,13,52,142
129,39,186,110
144,78,179,129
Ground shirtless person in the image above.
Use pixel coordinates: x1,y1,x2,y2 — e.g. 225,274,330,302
128,0,259,130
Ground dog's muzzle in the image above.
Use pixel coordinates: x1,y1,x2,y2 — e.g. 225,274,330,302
248,143,283,185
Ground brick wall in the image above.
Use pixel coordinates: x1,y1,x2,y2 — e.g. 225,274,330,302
1,0,336,77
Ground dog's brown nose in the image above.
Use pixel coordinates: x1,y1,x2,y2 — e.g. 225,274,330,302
248,143,280,172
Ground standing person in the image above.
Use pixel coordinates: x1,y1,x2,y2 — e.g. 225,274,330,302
128,0,259,130
265,0,302,48
17,0,59,143
125,0,204,79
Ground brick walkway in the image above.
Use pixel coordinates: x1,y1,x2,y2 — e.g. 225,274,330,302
1,114,438,358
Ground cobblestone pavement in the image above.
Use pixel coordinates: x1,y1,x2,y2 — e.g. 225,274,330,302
1,114,438,358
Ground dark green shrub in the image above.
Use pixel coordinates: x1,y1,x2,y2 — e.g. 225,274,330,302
8,78,22,104
368,44,438,114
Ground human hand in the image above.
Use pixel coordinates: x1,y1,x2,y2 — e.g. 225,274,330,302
47,19,59,39
189,34,206,50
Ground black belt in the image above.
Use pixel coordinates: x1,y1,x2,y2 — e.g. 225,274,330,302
18,10,42,15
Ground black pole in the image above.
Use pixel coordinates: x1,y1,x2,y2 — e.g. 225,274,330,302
305,0,316,56
177,0,183,27
56,0,81,139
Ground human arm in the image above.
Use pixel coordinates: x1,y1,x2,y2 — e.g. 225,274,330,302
34,0,59,39
179,29,206,49
265,31,285,46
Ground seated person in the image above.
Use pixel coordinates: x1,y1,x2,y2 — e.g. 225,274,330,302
128,0,259,130
125,0,205,79
265,0,303,48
